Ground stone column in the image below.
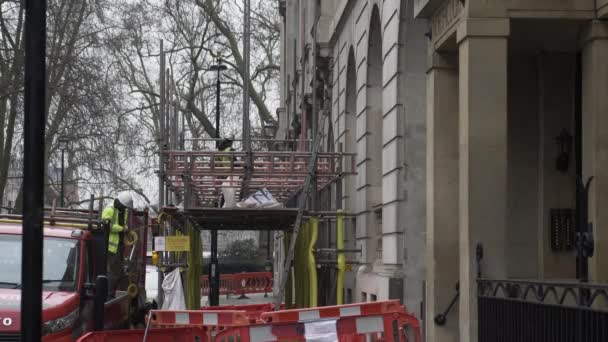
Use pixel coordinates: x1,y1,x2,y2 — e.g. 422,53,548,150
537,53,577,279
581,21,608,283
426,51,459,342
457,18,509,342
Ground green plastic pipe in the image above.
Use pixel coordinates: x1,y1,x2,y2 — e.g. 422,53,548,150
295,221,307,308
186,222,201,309
336,210,346,305
298,221,310,308
284,234,293,309
308,217,318,308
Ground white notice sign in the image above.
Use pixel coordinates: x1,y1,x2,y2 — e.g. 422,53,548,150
304,320,338,342
154,236,166,251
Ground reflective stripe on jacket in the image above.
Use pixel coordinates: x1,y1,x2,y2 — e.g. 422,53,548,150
102,205,129,254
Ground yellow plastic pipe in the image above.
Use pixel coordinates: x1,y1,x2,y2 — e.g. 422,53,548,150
308,216,318,308
336,210,346,305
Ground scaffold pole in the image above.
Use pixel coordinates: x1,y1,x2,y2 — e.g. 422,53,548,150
274,106,328,309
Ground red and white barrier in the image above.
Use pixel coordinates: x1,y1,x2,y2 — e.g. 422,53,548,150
260,300,403,323
233,272,273,297
215,309,422,342
149,310,249,328
199,272,272,297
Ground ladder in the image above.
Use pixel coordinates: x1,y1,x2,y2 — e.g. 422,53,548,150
273,108,328,309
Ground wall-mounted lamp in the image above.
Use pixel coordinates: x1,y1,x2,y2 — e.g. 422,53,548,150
555,129,573,173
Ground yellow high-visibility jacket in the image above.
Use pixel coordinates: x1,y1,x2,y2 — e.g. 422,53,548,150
217,146,235,168
102,205,129,254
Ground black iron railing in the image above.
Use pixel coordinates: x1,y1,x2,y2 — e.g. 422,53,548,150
478,279,608,342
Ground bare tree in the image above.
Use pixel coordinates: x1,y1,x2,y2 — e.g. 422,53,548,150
196,0,279,127
3,0,148,211
0,0,25,210
0,0,281,210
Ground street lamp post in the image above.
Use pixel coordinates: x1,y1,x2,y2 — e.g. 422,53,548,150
22,0,47,339
209,59,227,149
208,58,227,307
58,137,70,207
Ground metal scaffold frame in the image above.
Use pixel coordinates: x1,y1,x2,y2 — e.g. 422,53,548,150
153,0,355,309
163,150,355,206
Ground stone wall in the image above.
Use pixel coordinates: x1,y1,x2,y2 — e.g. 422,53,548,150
329,0,427,316
279,0,428,320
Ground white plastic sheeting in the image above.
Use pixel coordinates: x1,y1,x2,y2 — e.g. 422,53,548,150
237,188,282,208
161,268,186,310
221,176,238,208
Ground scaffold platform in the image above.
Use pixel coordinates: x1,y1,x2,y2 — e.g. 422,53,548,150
162,150,355,207
173,208,299,230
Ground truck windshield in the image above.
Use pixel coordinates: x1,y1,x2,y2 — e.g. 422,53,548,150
0,234,79,291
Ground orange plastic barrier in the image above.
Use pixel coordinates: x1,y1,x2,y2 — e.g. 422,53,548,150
200,274,234,295
201,303,282,323
148,309,250,340
212,300,421,342
215,310,421,342
76,327,208,342
233,272,273,297
200,272,272,297
261,300,404,323
149,309,249,328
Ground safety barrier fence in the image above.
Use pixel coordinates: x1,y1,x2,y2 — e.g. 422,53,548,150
200,303,283,323
216,300,421,342
200,272,273,297
147,309,250,341
77,300,421,342
478,278,608,342
77,327,209,342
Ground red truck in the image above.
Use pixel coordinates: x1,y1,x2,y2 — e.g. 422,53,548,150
0,208,150,341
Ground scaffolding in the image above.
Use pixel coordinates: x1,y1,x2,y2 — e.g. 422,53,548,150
155,0,354,309
163,149,353,206
158,145,355,306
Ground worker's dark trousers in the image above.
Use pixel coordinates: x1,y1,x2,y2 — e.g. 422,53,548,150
107,252,123,298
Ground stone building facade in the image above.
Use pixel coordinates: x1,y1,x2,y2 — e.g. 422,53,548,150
279,0,608,341
276,0,429,324
418,0,608,341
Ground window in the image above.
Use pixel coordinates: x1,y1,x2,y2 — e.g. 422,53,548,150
0,234,80,291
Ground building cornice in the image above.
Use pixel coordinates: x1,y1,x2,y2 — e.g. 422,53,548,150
329,0,356,48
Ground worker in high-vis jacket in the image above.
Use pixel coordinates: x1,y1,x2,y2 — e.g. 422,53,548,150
217,137,235,167
102,191,133,297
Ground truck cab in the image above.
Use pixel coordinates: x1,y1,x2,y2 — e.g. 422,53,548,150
0,209,149,341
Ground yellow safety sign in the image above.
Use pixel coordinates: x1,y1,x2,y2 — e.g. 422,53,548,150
165,236,191,251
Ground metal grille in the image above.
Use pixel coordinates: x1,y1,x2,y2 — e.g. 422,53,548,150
0,334,21,342
478,279,608,342
479,297,608,342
